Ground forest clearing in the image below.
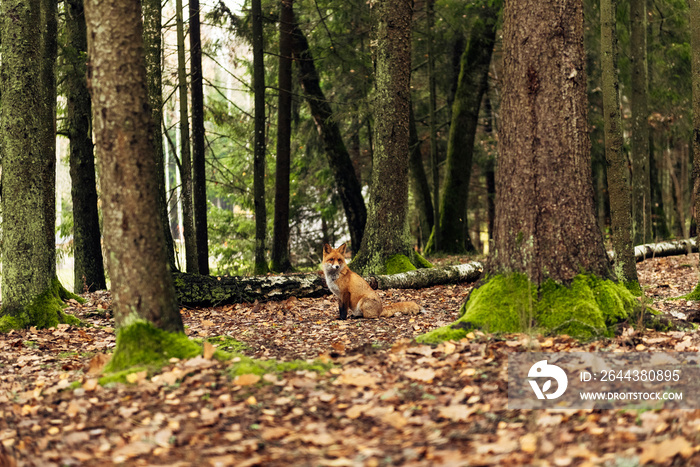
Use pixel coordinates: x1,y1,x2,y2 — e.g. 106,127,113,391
1,253,700,466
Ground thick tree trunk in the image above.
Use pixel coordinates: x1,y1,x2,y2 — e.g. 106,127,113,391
85,0,183,333
601,0,639,287
0,0,81,331
408,101,434,247
173,262,483,306
271,0,294,273
190,0,209,275
630,0,652,245
351,0,414,275
426,3,498,254
65,0,107,293
690,0,700,298
292,26,367,254
426,0,440,252
143,0,177,271
252,0,269,274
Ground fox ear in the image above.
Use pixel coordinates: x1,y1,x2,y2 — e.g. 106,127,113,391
323,243,332,254
338,243,347,255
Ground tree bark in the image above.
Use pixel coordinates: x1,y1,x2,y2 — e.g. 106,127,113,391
190,0,209,275
271,0,294,272
143,0,177,271
65,0,107,293
601,0,639,286
175,0,199,274
252,0,269,274
292,25,367,254
426,2,498,254
490,0,611,283
85,0,183,333
426,0,440,252
408,100,434,247
1,0,69,326
351,0,414,275
690,0,700,297
630,0,652,245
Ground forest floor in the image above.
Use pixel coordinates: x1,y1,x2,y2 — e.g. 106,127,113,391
2,254,700,466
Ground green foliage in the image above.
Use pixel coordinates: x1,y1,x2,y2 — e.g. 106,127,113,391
418,273,640,343
228,354,333,378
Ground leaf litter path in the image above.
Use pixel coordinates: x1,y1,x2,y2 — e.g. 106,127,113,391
1,255,700,466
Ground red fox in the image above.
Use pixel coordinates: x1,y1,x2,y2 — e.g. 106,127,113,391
322,243,422,319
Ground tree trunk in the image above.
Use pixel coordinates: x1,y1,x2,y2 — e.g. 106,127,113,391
176,0,199,274
143,0,177,271
630,0,652,245
252,0,269,274
426,0,440,252
173,262,482,306
601,0,639,288
271,0,294,273
190,0,209,275
84,0,183,334
292,25,367,254
351,0,414,275
419,0,638,343
426,2,499,254
689,0,700,299
408,100,434,247
0,0,81,331
65,0,107,293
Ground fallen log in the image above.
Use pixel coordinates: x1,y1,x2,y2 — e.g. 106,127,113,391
607,238,698,263
173,261,484,306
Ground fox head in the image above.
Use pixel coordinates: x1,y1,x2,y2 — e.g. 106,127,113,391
322,243,347,275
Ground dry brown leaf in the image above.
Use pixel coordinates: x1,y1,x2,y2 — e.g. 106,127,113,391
438,404,475,422
261,426,290,441
639,436,693,464
203,341,216,360
404,368,436,383
233,374,261,386
519,433,538,454
87,353,110,376
125,370,147,384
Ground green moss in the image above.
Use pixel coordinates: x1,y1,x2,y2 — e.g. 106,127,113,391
98,367,149,386
229,355,333,379
418,273,639,343
679,283,700,301
0,277,83,333
105,320,203,373
412,251,433,269
206,335,250,353
385,254,417,275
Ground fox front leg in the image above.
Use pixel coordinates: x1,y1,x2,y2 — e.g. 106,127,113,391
338,302,348,320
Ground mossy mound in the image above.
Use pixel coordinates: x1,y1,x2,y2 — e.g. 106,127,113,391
105,320,204,373
0,277,82,333
417,273,639,343
679,284,700,301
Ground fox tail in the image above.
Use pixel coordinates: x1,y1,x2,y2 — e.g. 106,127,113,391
381,302,422,317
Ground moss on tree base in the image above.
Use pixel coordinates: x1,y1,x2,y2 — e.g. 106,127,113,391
0,277,83,333
105,320,203,373
417,273,639,343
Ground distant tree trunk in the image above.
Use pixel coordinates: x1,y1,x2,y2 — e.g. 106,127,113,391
408,100,434,247
425,2,499,254
292,25,367,254
689,0,700,298
419,0,637,344
190,0,209,275
351,0,415,275
84,0,184,333
0,0,80,331
65,0,107,293
143,0,177,271
630,0,651,245
252,0,269,274
426,0,440,252
601,0,639,288
175,0,198,274
649,131,670,239
271,0,294,272
483,94,496,242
